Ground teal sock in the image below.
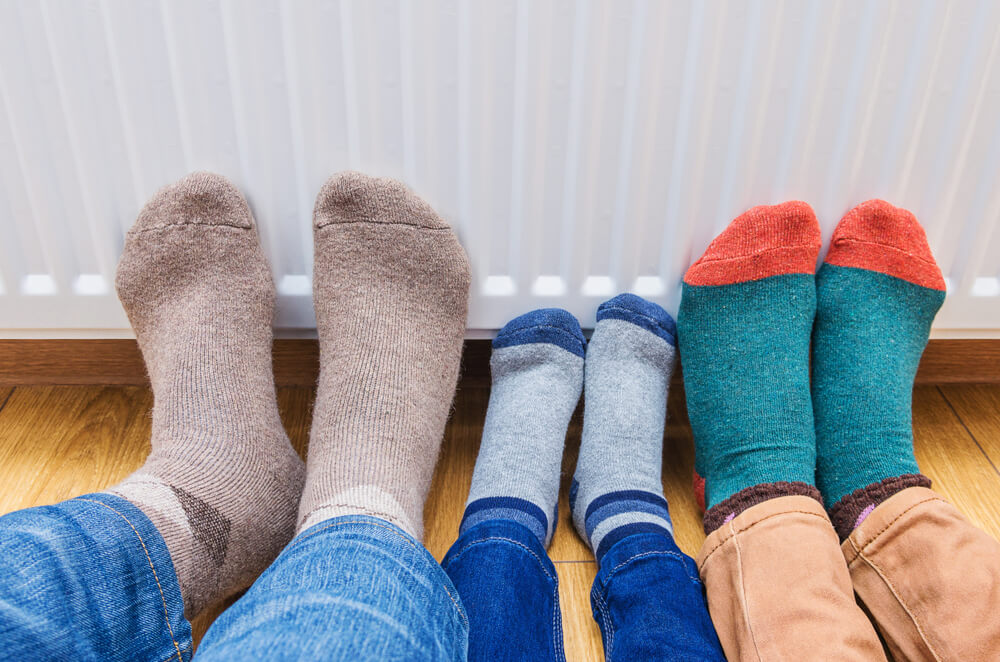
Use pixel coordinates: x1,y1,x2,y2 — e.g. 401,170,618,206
677,201,822,532
812,200,945,538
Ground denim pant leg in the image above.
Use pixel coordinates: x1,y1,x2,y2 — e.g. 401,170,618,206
0,493,193,662
196,515,468,661
591,532,725,661
442,519,566,662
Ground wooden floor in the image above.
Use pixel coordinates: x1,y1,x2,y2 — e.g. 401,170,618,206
1,384,999,659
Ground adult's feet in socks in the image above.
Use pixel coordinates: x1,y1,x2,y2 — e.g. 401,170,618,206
298,173,471,540
110,172,306,617
677,202,822,532
813,200,945,538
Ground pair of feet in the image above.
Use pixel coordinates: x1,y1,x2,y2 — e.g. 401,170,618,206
110,172,470,617
679,199,945,536
462,293,680,562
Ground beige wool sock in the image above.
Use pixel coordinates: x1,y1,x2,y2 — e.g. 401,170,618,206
109,172,305,618
297,172,470,540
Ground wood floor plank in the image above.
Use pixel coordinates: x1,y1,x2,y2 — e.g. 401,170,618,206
425,386,489,560
0,386,152,515
912,386,1000,539
0,387,317,519
937,384,1000,476
556,561,604,662
550,405,596,561
276,386,315,460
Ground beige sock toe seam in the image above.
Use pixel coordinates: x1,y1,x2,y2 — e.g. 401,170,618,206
128,222,252,235
315,220,457,231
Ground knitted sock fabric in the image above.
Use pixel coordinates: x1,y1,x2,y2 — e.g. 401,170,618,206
813,200,945,539
109,172,306,617
677,202,822,533
571,294,678,561
297,172,470,541
461,309,585,547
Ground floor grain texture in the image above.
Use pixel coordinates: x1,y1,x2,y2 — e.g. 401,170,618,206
0,384,998,659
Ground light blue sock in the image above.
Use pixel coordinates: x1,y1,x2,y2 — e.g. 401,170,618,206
461,309,585,547
571,294,677,561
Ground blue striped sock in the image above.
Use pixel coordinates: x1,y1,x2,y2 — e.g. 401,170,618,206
571,485,674,561
571,294,678,561
459,496,552,544
461,308,585,546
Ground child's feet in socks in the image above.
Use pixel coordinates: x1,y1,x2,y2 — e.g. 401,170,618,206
461,309,585,547
571,294,677,561
677,202,822,532
298,172,470,540
813,200,945,538
109,172,306,617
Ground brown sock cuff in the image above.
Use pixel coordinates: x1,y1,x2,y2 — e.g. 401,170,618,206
704,481,823,534
828,474,932,540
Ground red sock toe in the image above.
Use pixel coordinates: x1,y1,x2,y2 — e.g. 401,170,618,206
684,201,822,286
825,200,945,291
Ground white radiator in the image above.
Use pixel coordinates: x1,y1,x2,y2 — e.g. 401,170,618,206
1,0,999,337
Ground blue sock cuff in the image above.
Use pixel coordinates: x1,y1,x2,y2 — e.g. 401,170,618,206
583,490,672,538
460,496,550,545
596,293,676,347
573,488,676,562
493,308,586,357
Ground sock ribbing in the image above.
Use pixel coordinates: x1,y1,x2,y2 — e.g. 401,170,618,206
572,486,674,561
109,172,305,617
813,200,944,538
460,497,553,546
297,172,470,540
570,294,677,561
461,308,585,547
677,202,822,533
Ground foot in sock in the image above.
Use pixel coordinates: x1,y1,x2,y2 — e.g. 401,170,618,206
813,200,945,538
570,294,677,561
677,202,822,533
109,172,306,617
297,172,471,540
461,309,585,547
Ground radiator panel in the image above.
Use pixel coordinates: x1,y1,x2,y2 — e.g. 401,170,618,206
0,0,998,336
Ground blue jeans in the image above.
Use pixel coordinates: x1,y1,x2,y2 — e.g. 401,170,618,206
443,518,725,661
0,493,194,661
1,495,720,660
0,495,466,661
196,516,468,660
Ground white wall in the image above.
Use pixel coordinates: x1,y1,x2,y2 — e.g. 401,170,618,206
1,0,999,337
